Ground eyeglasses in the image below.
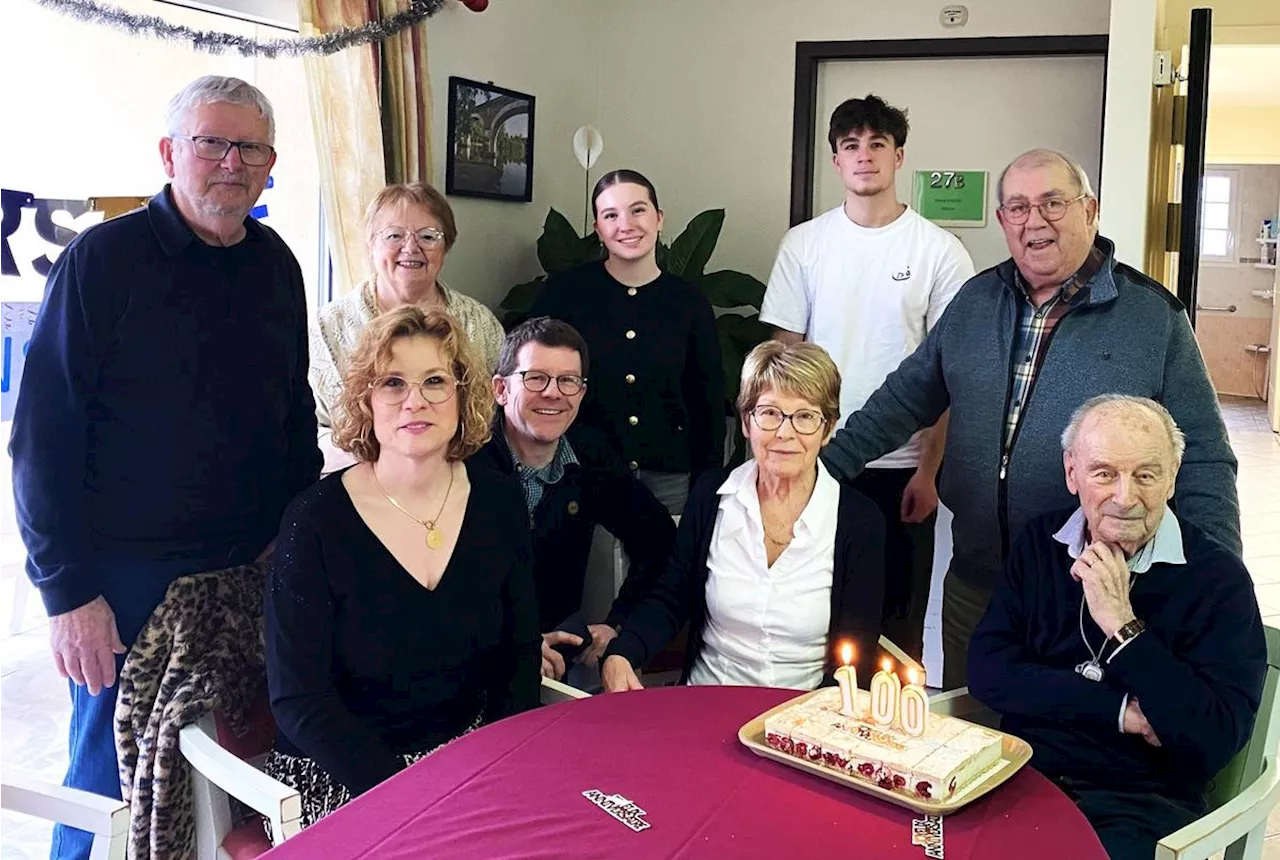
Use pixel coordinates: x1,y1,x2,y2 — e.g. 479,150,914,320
370,373,459,405
999,194,1088,225
749,405,826,436
374,227,447,249
172,135,275,166
510,370,587,396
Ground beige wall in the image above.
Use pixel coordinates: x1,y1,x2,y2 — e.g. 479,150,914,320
1161,1,1280,46
425,1,602,309
1208,105,1280,165
591,0,1109,286
1195,316,1272,397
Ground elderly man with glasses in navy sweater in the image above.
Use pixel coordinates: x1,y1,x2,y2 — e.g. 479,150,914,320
10,76,319,860
968,394,1265,860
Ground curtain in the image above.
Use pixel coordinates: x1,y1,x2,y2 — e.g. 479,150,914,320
297,0,434,299
378,0,434,188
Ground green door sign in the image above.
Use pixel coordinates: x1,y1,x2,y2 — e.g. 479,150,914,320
912,170,988,227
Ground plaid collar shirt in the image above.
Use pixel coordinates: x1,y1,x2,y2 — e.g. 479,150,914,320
510,434,580,521
1003,245,1107,453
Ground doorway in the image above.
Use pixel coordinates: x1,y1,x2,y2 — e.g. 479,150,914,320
811,54,1105,270
1192,44,1280,410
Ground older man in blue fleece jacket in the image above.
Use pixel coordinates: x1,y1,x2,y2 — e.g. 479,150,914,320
821,148,1239,689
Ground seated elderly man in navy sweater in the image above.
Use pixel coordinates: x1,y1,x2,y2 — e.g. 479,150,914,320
969,394,1265,860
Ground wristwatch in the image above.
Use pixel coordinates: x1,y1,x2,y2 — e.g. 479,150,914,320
1109,618,1146,650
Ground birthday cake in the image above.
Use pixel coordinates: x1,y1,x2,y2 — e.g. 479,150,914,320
763,687,1003,801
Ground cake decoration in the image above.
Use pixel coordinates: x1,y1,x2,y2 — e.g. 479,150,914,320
763,687,1002,802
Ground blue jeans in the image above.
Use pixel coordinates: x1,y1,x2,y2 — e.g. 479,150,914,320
51,560,201,860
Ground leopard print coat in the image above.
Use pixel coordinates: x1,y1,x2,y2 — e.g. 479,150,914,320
115,563,265,860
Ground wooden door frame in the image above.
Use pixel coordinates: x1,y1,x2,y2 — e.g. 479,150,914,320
789,35,1111,227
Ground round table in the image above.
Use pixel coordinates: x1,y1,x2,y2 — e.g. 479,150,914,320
261,686,1107,860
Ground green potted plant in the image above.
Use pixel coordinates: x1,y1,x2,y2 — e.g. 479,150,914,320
499,207,772,422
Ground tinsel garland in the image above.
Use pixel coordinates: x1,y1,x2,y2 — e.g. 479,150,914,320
33,0,448,58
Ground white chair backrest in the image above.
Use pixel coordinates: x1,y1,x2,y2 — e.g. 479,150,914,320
1,776,128,860
541,675,591,704
179,714,301,857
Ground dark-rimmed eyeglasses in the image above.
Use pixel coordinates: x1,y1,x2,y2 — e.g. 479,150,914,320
171,135,275,166
999,193,1088,225
509,370,587,396
370,374,458,405
374,227,447,249
749,405,825,436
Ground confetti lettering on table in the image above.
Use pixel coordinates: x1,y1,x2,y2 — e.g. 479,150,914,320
911,814,944,858
582,789,651,832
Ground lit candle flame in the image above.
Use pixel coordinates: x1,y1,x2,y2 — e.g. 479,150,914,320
882,658,893,673
907,668,919,686
840,641,854,666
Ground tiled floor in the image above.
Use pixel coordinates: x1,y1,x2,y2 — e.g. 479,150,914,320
2,400,1279,858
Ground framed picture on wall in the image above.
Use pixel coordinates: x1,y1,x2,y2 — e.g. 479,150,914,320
445,77,535,202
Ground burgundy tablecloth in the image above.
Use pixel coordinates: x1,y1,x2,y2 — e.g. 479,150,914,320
262,686,1107,860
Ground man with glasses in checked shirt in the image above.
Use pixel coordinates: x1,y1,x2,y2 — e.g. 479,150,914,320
821,148,1238,690
10,75,319,859
474,317,676,688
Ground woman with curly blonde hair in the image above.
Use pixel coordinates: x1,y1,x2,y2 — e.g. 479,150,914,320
264,307,541,826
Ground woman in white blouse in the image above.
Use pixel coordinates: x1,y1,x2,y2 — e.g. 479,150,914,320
601,340,887,691
310,182,504,473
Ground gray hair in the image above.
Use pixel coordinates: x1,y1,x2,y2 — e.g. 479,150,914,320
997,148,1096,205
1060,394,1186,463
164,76,276,145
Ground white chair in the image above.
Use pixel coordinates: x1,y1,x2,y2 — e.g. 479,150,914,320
1155,624,1280,860
1,775,128,860
928,686,1002,728
608,515,681,601
178,710,301,859
878,635,924,679
540,674,590,704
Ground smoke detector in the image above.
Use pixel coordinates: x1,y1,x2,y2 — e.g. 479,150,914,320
941,5,969,27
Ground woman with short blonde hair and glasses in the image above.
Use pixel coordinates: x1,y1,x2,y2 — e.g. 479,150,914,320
311,182,505,473
265,306,540,827
602,340,887,691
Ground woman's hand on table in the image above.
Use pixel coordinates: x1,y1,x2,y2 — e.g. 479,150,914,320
602,655,645,692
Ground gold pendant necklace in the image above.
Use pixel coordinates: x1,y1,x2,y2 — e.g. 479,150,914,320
373,463,456,550
763,526,793,546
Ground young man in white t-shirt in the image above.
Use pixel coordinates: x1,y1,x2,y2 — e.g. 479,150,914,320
760,94,975,664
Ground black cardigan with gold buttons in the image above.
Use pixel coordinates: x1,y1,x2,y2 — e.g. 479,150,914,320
531,261,725,480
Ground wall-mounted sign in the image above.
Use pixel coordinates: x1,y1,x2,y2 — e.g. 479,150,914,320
912,170,988,227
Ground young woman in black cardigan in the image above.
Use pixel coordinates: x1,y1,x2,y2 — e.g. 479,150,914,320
530,169,724,515
601,341,887,690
